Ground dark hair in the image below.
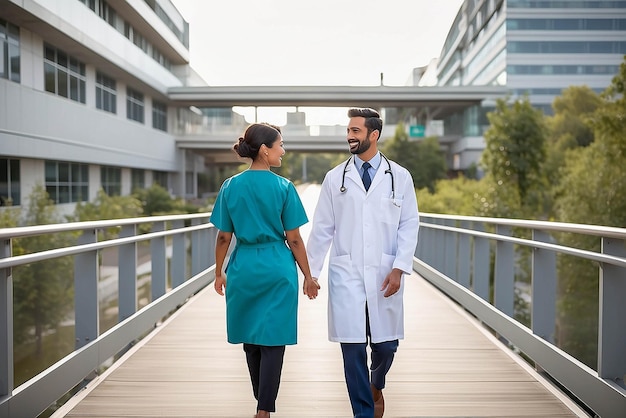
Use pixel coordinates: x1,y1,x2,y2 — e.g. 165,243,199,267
233,123,282,159
348,107,383,135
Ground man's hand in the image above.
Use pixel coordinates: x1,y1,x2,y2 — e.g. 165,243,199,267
380,268,403,297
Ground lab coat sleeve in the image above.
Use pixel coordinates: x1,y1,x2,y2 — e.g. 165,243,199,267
307,173,335,278
393,168,420,274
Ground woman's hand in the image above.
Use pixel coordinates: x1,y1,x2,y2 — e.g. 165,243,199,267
303,277,320,300
214,273,226,296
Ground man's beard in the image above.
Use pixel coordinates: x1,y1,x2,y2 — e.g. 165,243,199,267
349,133,372,155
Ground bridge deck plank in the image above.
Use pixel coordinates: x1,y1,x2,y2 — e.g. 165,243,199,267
58,271,586,417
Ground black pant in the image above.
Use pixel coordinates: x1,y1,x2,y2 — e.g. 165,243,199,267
243,343,286,412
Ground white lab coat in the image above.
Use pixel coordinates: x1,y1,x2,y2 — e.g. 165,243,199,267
307,156,419,343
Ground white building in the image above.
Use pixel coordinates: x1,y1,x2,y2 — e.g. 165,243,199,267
0,0,221,214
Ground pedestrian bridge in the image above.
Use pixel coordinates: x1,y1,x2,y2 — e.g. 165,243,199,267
1,185,625,417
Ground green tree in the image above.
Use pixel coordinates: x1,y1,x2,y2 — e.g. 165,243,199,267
12,186,74,355
381,123,447,192
72,189,143,222
481,96,547,213
133,183,188,216
553,56,626,367
416,176,489,216
544,86,602,216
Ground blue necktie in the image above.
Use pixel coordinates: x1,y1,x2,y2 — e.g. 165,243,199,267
362,162,372,191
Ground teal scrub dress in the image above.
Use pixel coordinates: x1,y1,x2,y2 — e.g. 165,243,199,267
210,170,308,346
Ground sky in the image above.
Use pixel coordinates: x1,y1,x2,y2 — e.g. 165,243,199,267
170,0,464,125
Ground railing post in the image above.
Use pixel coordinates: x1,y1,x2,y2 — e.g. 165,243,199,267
118,224,137,322
433,218,445,273
75,229,99,348
443,219,456,279
457,221,471,288
473,222,490,301
171,219,187,288
531,230,557,343
598,237,626,387
207,226,217,266
151,221,167,301
191,218,202,276
201,218,213,270
494,225,514,317
0,238,13,399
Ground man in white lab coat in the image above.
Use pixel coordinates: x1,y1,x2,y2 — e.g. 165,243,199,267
307,108,419,418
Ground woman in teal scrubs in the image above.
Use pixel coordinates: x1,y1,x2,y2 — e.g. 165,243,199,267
211,123,320,418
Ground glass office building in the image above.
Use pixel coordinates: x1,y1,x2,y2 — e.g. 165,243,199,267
416,0,626,171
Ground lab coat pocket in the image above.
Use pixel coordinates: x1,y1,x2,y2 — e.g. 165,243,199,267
380,197,403,225
328,254,363,340
328,254,357,296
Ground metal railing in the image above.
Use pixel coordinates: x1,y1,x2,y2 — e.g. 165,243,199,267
0,214,217,418
414,214,626,418
2,211,626,417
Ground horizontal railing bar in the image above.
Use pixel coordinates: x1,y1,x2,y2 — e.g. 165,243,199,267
0,223,215,270
422,223,626,269
420,213,626,239
0,213,212,240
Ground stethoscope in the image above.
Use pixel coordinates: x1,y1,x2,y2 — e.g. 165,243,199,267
339,153,400,207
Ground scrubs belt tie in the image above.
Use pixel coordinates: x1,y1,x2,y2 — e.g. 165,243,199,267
227,240,288,272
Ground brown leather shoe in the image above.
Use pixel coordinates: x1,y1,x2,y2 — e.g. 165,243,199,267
371,384,384,418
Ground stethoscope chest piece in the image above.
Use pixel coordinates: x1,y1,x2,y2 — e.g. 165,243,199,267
339,154,397,207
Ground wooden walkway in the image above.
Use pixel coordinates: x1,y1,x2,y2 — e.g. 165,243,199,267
53,185,589,417
53,271,587,417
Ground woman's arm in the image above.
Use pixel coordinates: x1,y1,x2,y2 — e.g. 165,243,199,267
285,228,319,299
214,230,233,296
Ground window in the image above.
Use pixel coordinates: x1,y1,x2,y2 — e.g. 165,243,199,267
152,101,167,131
153,171,168,190
131,168,145,192
44,44,86,103
0,18,20,82
126,87,144,123
96,71,117,113
0,159,20,206
45,161,89,204
100,166,121,196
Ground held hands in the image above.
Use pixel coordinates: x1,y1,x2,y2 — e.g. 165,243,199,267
381,268,403,297
303,277,320,300
214,273,226,296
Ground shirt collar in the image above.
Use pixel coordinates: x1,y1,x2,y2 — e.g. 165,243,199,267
354,152,381,171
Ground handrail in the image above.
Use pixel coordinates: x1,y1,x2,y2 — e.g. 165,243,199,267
2,212,625,417
420,212,626,239
415,214,626,418
0,213,217,418
423,223,626,268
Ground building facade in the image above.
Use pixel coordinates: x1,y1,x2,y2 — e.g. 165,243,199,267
0,0,210,214
415,0,626,171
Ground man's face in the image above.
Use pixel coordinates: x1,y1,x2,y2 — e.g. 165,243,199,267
347,116,376,155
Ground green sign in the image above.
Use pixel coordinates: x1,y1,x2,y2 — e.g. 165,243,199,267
409,125,425,137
